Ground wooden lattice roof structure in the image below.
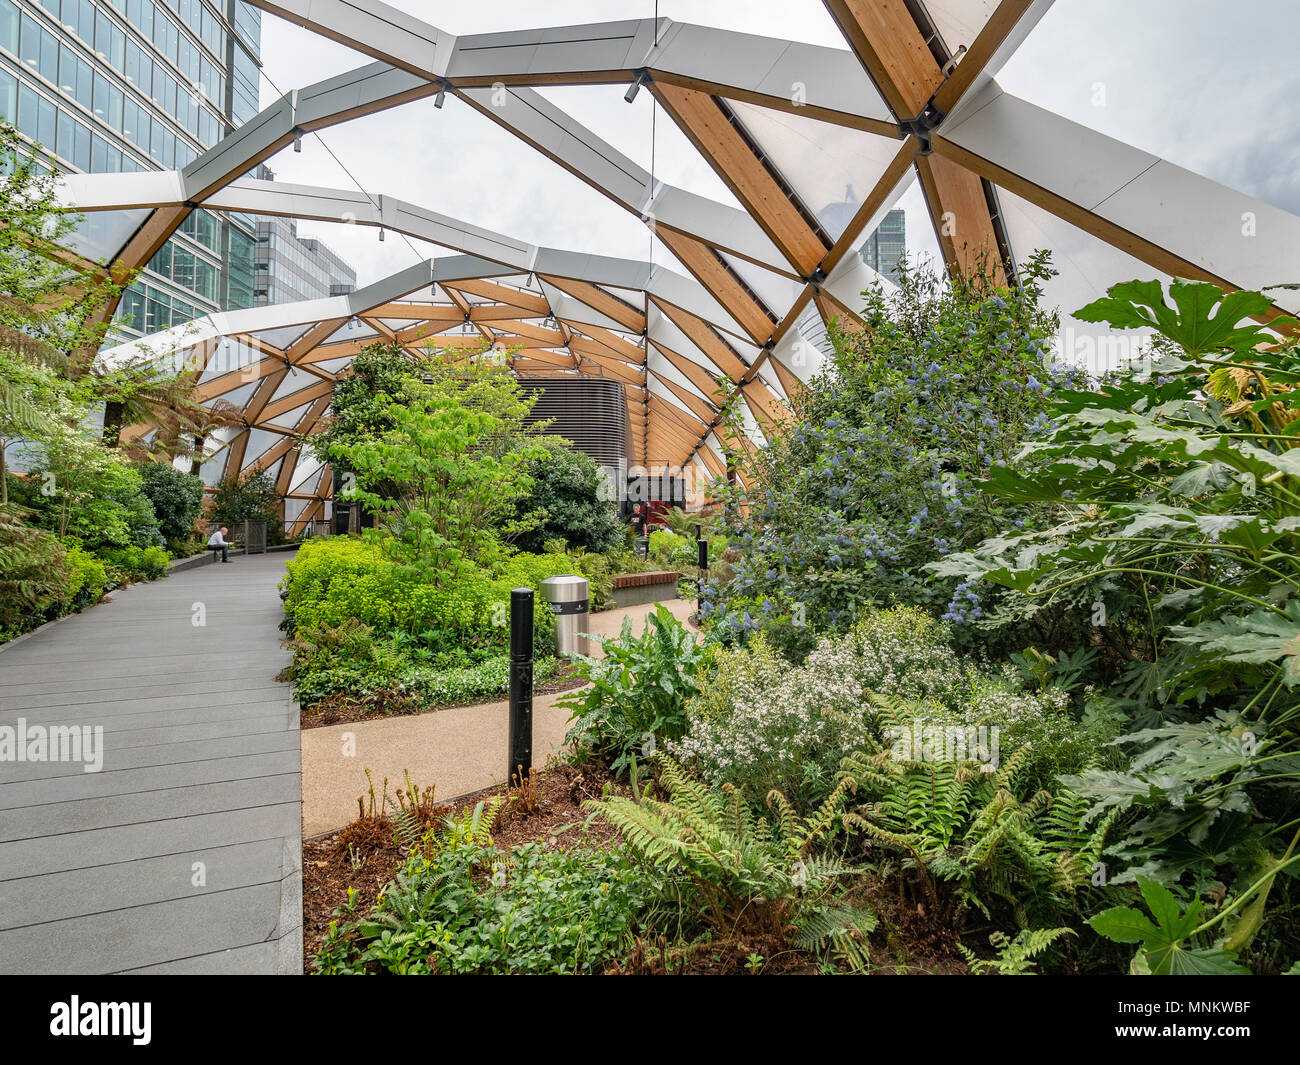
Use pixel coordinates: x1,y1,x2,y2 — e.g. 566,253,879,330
54,0,1300,530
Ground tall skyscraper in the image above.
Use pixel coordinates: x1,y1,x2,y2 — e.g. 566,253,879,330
0,0,264,336
251,164,356,306
860,208,907,285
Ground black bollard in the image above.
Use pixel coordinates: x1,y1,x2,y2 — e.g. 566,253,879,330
696,524,707,619
508,587,534,784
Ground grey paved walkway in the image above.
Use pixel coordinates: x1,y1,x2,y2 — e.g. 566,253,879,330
0,553,300,974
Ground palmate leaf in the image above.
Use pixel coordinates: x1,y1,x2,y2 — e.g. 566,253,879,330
1091,876,1249,975
1075,278,1289,355
1171,602,1300,687
1148,942,1250,975
1169,461,1235,497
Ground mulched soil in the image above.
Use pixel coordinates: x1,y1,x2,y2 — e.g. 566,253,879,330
297,662,587,729
300,760,623,969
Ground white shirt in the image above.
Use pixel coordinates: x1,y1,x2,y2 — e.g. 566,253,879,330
207,530,227,547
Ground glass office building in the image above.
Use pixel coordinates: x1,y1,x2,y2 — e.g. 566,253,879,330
252,166,356,306
0,0,263,336
860,209,906,285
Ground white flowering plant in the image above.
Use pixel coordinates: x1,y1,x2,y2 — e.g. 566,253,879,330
672,607,1101,809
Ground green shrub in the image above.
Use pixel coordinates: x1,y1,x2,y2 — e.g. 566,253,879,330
936,278,1300,968
98,543,169,581
559,604,710,776
705,253,1083,655
841,744,1117,932
281,535,581,658
315,833,651,974
0,505,69,633
592,756,875,969
673,607,1104,809
288,626,562,710
510,439,624,554
137,461,205,543
64,543,107,609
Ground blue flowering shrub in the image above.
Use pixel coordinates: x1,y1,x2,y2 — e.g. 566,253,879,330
705,253,1088,658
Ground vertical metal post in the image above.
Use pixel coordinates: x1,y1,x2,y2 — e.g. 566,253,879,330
696,524,707,620
508,587,534,784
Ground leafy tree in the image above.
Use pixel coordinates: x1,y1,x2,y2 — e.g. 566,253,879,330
0,121,118,503
11,422,159,546
328,356,548,577
137,460,206,544
509,438,623,553
307,341,419,465
208,470,282,532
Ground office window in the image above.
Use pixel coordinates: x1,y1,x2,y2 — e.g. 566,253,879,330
76,0,94,42
151,242,172,275
172,246,194,289
161,70,176,116
144,293,169,332
153,8,176,62
119,286,146,332
121,96,138,143
75,52,91,110
72,115,89,168
56,106,73,158
91,129,107,171
39,24,57,83
37,92,55,149
0,66,14,122
123,37,139,86
235,1,260,52
0,2,17,56
94,7,112,61
19,12,38,71
176,33,193,84
92,70,109,120
17,82,36,139
194,256,216,301
193,209,217,250
107,80,122,129
200,4,220,55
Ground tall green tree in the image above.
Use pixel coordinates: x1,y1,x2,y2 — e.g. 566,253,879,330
328,354,548,576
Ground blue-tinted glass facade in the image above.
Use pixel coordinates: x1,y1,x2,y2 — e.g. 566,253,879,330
0,0,263,332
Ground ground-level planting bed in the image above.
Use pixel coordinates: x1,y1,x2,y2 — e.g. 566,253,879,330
300,760,973,975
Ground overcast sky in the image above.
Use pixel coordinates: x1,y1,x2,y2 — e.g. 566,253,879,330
255,0,1300,321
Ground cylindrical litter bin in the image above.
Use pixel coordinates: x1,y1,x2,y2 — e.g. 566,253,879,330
540,575,590,657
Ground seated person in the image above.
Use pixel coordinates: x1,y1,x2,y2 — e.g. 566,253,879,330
207,526,232,563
